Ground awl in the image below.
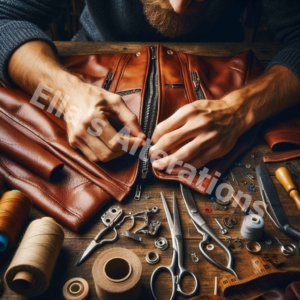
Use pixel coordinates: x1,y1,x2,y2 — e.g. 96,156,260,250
275,166,300,211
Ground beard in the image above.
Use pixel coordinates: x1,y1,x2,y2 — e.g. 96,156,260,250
141,0,202,38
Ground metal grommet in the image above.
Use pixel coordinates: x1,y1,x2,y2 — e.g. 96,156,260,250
146,251,160,264
136,52,141,56
206,243,214,251
155,237,168,250
246,241,261,253
281,243,297,257
167,50,174,55
246,164,251,168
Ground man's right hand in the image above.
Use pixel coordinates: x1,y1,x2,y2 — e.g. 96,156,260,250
8,41,145,162
64,83,145,162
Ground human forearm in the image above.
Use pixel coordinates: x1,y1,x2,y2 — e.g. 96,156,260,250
8,40,81,108
8,40,145,162
223,64,300,133
150,64,300,170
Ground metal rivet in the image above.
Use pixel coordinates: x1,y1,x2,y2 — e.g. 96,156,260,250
167,50,173,55
136,52,141,57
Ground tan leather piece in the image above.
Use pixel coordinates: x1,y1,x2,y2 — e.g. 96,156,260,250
262,104,300,162
0,45,264,231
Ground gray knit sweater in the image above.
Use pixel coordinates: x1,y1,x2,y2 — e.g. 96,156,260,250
0,0,299,83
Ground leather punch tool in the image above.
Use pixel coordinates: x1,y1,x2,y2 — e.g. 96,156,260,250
180,183,238,277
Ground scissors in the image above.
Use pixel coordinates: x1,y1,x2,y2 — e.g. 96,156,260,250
75,205,123,266
180,183,238,277
150,192,198,300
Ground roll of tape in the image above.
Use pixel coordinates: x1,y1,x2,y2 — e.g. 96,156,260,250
92,248,142,300
63,277,89,300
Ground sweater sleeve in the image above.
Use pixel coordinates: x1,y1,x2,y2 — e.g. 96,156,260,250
0,0,65,83
262,0,300,79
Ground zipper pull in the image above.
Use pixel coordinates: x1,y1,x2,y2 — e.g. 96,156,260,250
150,46,156,59
134,184,142,201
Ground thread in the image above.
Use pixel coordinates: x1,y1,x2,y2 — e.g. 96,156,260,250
0,190,32,251
5,217,64,297
92,248,142,300
240,215,264,241
63,277,89,300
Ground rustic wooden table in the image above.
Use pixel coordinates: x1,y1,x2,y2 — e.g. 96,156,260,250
1,42,300,300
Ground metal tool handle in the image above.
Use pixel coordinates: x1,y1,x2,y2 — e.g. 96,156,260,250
150,265,177,300
200,224,238,278
177,268,199,298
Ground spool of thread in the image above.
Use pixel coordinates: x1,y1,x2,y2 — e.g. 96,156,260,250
0,190,32,251
5,217,64,297
92,248,142,300
240,215,264,241
63,277,89,300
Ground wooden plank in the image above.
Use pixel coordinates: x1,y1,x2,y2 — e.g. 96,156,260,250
55,42,282,62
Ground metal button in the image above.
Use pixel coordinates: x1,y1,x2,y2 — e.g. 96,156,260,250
136,52,141,57
167,50,173,55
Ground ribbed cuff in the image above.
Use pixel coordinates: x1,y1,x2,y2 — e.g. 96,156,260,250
266,44,300,80
0,20,57,84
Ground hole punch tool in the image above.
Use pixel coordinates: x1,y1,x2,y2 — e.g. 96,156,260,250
180,183,238,277
150,192,198,300
75,205,123,266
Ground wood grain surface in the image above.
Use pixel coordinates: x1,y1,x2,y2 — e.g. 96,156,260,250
0,43,299,300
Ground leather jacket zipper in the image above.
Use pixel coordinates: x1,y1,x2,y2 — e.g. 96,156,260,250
134,46,159,200
103,72,113,90
191,71,205,99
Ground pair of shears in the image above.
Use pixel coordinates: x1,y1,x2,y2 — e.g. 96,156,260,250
180,183,238,277
150,192,198,300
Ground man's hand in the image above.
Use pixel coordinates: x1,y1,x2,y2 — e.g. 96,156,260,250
8,41,145,162
149,99,243,170
64,83,145,162
149,64,300,171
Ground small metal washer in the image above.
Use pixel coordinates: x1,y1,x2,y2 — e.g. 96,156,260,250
146,251,160,264
246,164,251,168
155,237,168,250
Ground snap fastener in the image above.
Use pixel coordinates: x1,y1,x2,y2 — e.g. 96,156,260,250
136,52,141,57
167,50,173,55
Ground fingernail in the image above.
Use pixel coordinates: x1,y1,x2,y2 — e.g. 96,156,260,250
152,160,164,170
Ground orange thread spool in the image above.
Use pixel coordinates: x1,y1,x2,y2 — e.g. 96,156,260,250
0,190,32,251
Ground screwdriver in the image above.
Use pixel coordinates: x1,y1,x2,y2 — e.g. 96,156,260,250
275,166,300,211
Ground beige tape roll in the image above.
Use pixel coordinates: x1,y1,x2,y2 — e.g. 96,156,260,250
92,248,142,300
63,277,89,300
